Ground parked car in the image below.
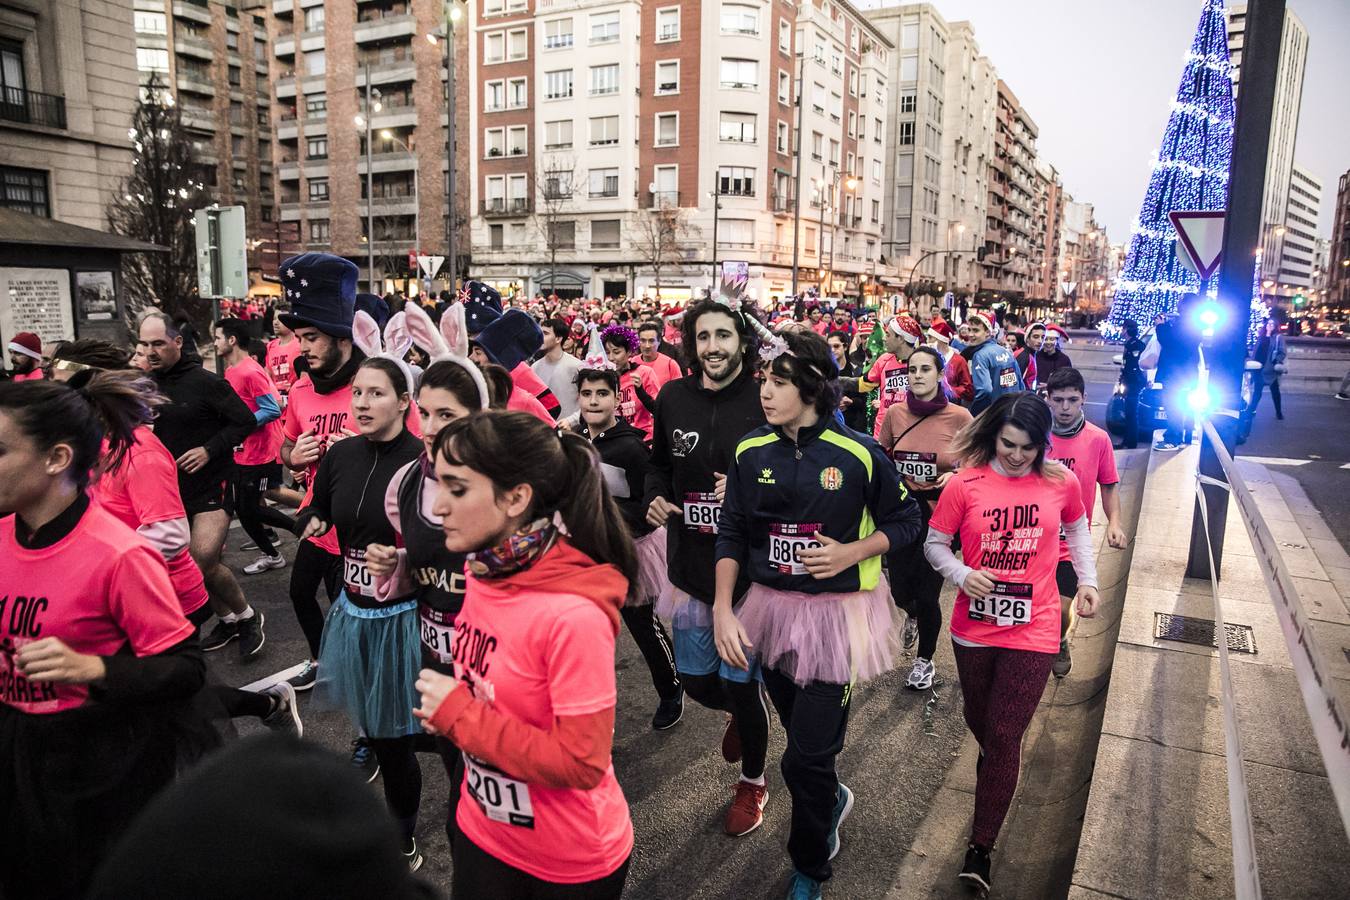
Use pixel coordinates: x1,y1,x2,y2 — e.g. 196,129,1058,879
1104,353,1259,446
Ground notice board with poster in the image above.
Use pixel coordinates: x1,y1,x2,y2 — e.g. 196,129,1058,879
0,266,74,348
75,270,117,322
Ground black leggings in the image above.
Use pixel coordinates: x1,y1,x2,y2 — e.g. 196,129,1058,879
887,499,944,661
234,471,296,558
619,605,681,702
680,672,771,781
452,830,630,900
368,735,422,842
289,541,340,659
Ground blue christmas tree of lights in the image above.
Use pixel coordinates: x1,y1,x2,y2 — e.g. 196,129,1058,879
1104,0,1234,339
1248,248,1267,349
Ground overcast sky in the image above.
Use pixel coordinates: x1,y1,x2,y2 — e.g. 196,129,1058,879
860,0,1349,243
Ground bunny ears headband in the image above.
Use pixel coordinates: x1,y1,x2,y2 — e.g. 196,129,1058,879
352,310,416,395
402,301,490,410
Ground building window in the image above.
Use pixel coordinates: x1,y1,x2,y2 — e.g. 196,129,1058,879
308,219,330,242
507,28,528,61
545,69,573,100
306,95,327,116
656,7,680,42
900,23,918,48
718,218,754,246
225,30,238,51
589,64,619,96
777,70,790,105
0,166,49,217
544,18,573,50
592,219,620,249
720,4,758,35
137,48,169,72
589,11,620,44
811,131,822,161
717,166,755,197
830,92,842,122
900,93,916,115
484,32,505,64
489,224,504,249
719,58,757,90
506,125,527,155
873,159,882,182
652,164,678,204
778,19,791,53
304,6,325,32
485,80,505,111
655,112,678,146
719,111,756,143
897,154,913,180
898,122,914,146
544,119,572,149
306,137,327,159
305,50,325,76
508,77,527,108
589,115,619,146
588,167,619,198
550,220,576,248
655,60,679,95
484,127,505,156
872,199,881,222
483,0,504,13
307,178,329,201
228,65,241,87
900,55,917,81
134,10,167,34
847,110,856,138
829,139,839,166
830,47,842,74
776,120,788,153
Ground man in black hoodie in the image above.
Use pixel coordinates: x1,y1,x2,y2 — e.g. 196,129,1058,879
644,298,773,838
138,311,264,656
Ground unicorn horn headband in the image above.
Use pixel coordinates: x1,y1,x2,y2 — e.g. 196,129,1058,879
402,301,490,410
352,309,415,396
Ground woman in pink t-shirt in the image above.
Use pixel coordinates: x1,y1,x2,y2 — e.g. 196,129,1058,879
0,373,208,899
414,411,637,898
924,393,1098,894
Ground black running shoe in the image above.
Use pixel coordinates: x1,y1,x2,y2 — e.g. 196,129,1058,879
237,611,266,659
958,843,993,893
351,737,380,783
652,690,684,731
200,619,239,652
287,659,318,692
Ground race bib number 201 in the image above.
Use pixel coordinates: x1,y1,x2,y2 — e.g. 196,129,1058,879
465,753,535,828
767,523,822,576
968,581,1032,627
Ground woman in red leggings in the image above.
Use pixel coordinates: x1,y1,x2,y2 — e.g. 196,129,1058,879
924,393,1099,893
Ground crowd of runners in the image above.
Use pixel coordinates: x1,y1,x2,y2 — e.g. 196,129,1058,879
1,252,1126,900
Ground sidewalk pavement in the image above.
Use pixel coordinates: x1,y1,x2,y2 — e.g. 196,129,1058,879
1072,444,1350,899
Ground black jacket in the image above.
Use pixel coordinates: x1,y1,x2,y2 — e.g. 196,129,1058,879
644,366,767,602
588,420,653,539
150,356,256,498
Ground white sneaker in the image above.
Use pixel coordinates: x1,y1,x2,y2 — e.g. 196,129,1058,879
905,657,935,690
260,682,303,738
243,554,286,575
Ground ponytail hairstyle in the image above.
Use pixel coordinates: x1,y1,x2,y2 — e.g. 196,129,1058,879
479,363,514,410
0,371,162,488
433,410,639,599
950,391,1063,479
51,338,132,373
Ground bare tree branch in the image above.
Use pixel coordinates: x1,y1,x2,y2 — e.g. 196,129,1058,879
631,197,699,303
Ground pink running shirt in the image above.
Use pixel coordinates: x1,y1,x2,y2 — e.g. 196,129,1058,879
866,353,909,439
224,355,284,467
1047,422,1118,561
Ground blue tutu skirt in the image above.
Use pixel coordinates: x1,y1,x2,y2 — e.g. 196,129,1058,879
315,591,422,739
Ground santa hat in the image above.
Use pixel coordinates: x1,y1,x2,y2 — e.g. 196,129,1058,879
7,331,42,360
970,311,999,335
886,314,923,345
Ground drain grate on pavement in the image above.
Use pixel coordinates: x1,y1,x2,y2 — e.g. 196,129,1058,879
1154,613,1257,654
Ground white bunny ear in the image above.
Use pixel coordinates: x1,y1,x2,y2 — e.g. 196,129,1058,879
441,302,469,358
384,311,413,362
403,303,448,357
352,310,384,358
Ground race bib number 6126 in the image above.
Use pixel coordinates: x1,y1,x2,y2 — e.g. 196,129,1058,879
967,580,1032,627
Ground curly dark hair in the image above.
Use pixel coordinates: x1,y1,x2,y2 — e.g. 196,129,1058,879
678,299,762,377
599,323,639,354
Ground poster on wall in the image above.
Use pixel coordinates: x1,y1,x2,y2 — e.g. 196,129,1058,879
0,266,74,347
720,260,749,301
76,270,116,321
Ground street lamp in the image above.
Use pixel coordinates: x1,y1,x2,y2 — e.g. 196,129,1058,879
427,2,464,291
355,72,383,291
373,129,420,291
708,185,722,285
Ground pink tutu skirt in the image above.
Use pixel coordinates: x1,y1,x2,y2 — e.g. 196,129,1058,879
632,528,672,608
738,578,901,687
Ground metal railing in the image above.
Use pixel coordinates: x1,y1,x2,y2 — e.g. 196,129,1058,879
1,86,67,128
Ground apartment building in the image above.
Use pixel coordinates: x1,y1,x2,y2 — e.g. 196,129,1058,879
133,0,275,282
468,0,893,305
1058,199,1111,313
1227,3,1309,291
1277,162,1321,294
1331,169,1350,312
0,0,137,230
979,79,1038,299
1033,159,1063,305
269,0,471,294
937,19,995,298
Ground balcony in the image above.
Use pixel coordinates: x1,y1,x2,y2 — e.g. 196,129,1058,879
354,13,416,43
172,0,212,26
176,72,215,97
0,86,67,130
642,190,681,209
174,32,213,60
356,150,417,175
589,188,619,200
179,104,215,131
274,33,295,57
481,198,532,217
356,57,417,87
275,73,296,98
272,0,293,13
360,195,418,217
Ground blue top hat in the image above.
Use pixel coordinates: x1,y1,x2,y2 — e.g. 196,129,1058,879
459,280,504,335
472,309,543,371
277,253,358,338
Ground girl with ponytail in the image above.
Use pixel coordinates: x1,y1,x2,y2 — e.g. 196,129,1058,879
0,375,208,899
414,409,635,899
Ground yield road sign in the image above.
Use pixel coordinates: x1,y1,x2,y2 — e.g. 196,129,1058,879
1169,210,1226,280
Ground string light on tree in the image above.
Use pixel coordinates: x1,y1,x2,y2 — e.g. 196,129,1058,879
1104,0,1233,339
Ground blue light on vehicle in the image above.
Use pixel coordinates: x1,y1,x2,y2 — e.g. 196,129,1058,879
1187,383,1213,415
1194,301,1223,338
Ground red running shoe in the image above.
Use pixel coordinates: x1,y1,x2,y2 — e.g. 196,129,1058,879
724,780,768,836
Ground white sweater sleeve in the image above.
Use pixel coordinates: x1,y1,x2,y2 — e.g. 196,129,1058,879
923,526,974,591
1064,516,1098,589
137,517,190,561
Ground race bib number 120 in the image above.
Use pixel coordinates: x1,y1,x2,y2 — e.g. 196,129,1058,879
967,580,1032,627
464,753,535,828
343,553,372,596
767,523,823,576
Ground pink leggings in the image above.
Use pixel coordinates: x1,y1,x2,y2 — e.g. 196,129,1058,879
952,642,1055,847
